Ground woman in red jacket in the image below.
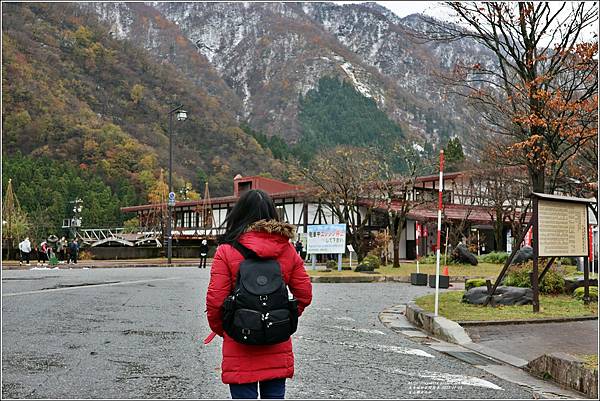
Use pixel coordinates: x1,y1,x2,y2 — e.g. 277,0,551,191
206,189,312,399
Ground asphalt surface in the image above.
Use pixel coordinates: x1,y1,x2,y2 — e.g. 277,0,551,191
1,266,534,399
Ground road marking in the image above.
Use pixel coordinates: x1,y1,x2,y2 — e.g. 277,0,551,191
2,277,181,297
394,368,504,390
324,325,386,335
297,335,435,358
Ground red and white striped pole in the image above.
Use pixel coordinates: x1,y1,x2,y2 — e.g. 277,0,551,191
416,222,421,274
434,150,445,317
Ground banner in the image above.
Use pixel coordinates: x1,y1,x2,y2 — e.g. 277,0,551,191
523,227,532,247
306,224,347,254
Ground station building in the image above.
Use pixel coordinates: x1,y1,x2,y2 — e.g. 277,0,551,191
119,172,533,259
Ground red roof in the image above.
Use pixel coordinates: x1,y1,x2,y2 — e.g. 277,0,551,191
408,203,496,223
233,175,302,196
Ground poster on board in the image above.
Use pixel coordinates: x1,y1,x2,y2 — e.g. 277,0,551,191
306,224,347,254
538,199,588,257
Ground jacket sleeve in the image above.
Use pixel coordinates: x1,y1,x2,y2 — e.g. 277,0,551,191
287,246,312,316
206,245,232,336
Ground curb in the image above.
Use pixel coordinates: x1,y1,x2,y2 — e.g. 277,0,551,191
404,302,472,345
2,264,200,270
527,352,598,399
309,275,468,283
384,303,595,398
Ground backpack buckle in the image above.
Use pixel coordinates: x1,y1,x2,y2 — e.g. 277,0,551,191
260,295,268,301
262,313,270,321
242,328,251,335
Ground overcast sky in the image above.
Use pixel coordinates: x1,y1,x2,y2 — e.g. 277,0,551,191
337,1,597,41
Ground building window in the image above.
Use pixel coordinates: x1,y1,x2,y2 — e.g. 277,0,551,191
276,206,286,222
238,181,252,195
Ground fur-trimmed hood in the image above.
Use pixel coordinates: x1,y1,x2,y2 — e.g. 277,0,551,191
245,219,296,240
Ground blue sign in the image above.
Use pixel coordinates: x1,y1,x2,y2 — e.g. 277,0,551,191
168,192,176,201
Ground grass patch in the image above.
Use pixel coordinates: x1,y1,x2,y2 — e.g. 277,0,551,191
578,354,598,371
414,291,598,322
306,262,505,277
306,260,580,280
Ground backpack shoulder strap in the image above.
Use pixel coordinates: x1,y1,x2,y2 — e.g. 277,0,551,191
231,241,260,260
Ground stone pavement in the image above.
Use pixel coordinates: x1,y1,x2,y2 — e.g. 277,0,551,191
465,320,598,363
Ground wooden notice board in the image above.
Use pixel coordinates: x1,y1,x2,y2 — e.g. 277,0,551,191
537,199,588,257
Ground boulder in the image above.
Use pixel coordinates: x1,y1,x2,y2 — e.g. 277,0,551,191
355,263,374,272
564,278,599,294
462,286,533,306
452,243,478,265
512,246,533,265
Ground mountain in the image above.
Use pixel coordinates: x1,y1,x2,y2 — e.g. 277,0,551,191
2,1,499,233
84,1,497,152
2,3,284,201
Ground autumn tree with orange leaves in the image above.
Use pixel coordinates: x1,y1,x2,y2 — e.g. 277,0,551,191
417,2,598,194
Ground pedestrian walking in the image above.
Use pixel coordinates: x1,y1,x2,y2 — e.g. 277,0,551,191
205,189,312,399
68,239,79,264
39,240,49,265
199,239,209,269
18,237,31,266
294,239,303,255
34,243,41,265
57,236,68,262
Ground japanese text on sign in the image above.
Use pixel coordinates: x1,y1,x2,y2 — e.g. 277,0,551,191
538,199,588,257
306,224,347,254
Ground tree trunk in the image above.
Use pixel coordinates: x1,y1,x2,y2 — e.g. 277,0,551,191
494,209,503,251
392,236,400,268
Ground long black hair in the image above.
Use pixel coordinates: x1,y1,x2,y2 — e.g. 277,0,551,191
218,189,279,244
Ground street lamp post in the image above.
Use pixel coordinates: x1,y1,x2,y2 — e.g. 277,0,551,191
70,198,83,240
167,105,187,264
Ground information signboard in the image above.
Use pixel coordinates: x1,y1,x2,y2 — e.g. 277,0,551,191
306,224,346,254
538,199,588,257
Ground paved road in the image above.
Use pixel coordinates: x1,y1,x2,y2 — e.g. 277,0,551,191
2,267,534,399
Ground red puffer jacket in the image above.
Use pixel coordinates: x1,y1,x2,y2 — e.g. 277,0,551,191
206,220,313,384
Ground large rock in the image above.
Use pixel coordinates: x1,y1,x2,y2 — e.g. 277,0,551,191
355,263,375,272
452,243,478,266
462,286,533,306
512,246,533,264
564,278,599,294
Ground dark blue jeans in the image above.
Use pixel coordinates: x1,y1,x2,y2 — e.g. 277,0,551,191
229,378,286,399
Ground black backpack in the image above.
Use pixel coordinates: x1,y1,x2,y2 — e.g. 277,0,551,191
222,242,299,345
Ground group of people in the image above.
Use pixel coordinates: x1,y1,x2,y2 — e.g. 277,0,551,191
18,236,80,266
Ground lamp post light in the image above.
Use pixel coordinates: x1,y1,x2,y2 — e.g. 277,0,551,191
167,105,188,264
70,198,83,240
